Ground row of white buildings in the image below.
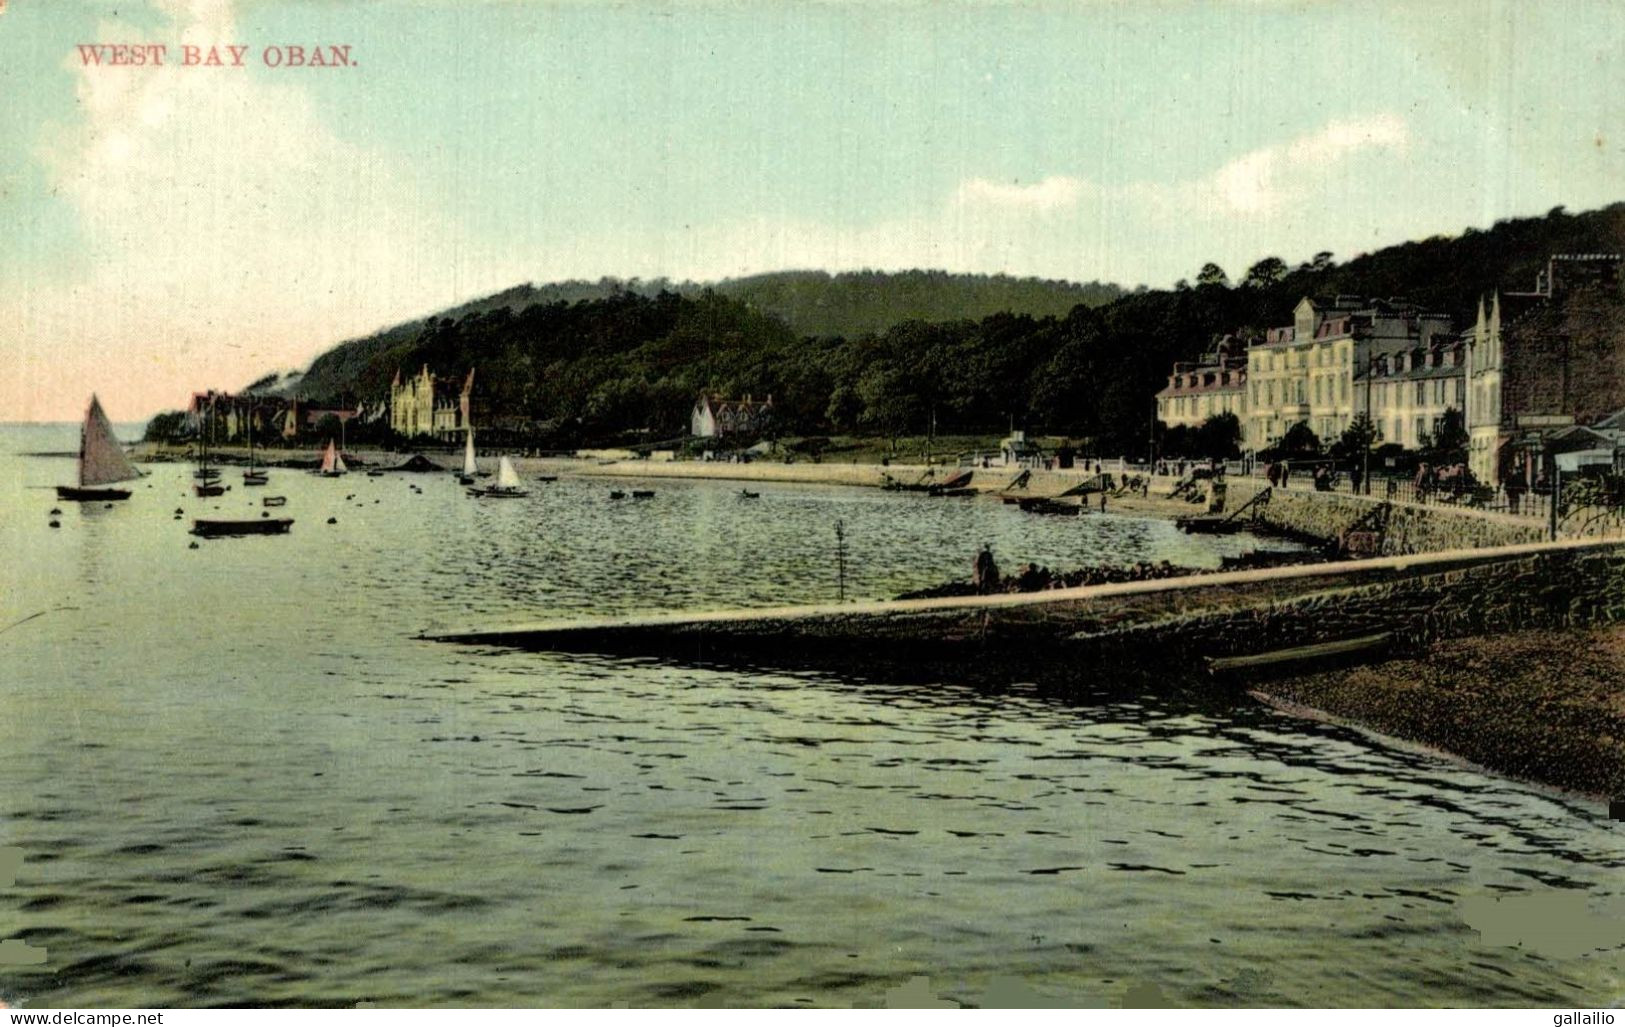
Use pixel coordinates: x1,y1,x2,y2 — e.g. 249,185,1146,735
1156,255,1625,485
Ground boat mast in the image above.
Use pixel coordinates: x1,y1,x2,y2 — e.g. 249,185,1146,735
78,396,90,487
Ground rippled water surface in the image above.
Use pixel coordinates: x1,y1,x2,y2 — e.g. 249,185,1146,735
1,426,1620,1008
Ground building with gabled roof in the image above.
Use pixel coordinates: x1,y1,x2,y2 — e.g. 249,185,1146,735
691,393,774,438
390,365,476,440
1465,254,1625,485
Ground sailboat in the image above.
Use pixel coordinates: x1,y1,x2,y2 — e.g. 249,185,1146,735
457,428,478,485
193,407,219,481
193,396,228,496
316,439,348,477
57,394,141,501
243,400,268,485
468,455,528,497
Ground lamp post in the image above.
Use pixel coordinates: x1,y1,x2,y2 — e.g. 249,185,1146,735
1362,354,1374,495
1548,447,1560,541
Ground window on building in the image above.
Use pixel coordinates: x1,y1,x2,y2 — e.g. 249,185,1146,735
1435,380,1445,405
1415,417,1425,442
1415,381,1426,405
1456,379,1465,406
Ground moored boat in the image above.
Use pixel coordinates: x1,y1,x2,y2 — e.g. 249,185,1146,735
57,394,140,502
316,439,348,477
191,517,294,538
242,399,269,485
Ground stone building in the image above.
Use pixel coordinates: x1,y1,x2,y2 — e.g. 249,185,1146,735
1243,297,1456,451
390,365,476,440
1155,336,1248,430
1465,254,1625,486
1356,326,1466,452
691,393,774,438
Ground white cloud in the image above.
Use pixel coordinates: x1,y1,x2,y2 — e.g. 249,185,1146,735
582,113,1420,286
6,0,473,420
952,175,1090,212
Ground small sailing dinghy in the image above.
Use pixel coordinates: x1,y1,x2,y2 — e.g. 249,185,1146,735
243,402,268,485
468,456,528,497
57,394,141,501
195,396,227,496
457,428,479,485
316,439,348,477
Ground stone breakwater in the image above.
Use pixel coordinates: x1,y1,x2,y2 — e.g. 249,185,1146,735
436,539,1625,670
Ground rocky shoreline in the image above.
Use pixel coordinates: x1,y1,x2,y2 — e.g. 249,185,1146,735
1254,626,1625,797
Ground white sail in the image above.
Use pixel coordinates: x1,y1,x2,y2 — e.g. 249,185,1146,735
463,428,477,476
80,394,140,487
496,455,521,489
334,451,348,473
320,439,338,473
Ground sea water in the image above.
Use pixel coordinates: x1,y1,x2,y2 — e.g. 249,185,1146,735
0,425,1619,1007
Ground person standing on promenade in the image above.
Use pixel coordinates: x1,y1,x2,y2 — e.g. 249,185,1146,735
973,545,1000,594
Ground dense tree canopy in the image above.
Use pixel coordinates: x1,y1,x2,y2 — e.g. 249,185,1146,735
220,201,1625,457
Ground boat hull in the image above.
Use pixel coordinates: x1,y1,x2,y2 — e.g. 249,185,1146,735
468,487,529,498
191,517,294,537
56,486,131,501
195,484,228,497
243,472,269,486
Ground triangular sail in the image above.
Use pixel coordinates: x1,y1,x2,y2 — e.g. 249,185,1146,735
462,429,477,476
80,395,140,487
320,440,337,473
334,451,348,473
496,456,521,488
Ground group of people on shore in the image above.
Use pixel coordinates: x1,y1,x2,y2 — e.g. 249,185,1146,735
900,543,1303,601
1265,460,1365,494
972,544,1186,594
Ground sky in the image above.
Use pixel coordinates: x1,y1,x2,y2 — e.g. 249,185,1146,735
1,0,1622,422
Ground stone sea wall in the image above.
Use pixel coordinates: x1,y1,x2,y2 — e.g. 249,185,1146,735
1071,543,1625,671
1225,481,1549,555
